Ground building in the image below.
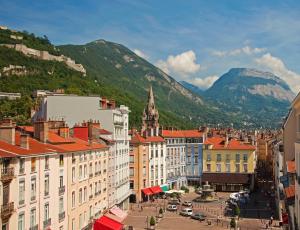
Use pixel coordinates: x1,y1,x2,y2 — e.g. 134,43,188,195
202,136,256,191
32,95,130,211
129,130,149,202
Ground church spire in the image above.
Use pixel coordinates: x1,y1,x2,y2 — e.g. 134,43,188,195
141,85,159,134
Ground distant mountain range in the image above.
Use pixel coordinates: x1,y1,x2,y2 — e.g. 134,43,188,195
183,68,295,128
0,27,293,129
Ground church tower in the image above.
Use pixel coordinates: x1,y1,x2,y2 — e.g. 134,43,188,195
141,86,159,135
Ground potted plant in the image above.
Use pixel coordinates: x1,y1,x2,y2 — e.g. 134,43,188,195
149,216,156,229
158,208,163,218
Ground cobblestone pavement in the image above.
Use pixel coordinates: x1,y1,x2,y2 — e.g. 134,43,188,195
124,191,283,230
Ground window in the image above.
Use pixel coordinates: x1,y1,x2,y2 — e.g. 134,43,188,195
226,163,230,172
155,150,158,158
72,191,75,208
89,205,93,219
44,203,49,221
160,164,164,176
129,180,134,189
89,163,93,176
95,162,98,174
216,154,221,162
161,149,163,157
84,165,87,178
72,153,76,164
44,175,49,196
45,156,49,170
18,213,25,230
143,166,146,176
60,175,64,188
79,165,82,179
151,149,153,158
89,184,93,197
226,154,230,162
207,164,211,172
31,177,36,201
79,188,82,204
216,163,221,172
243,164,248,172
30,208,36,227
243,154,248,162
19,180,25,205
59,155,64,166
79,214,83,229
207,153,211,161
95,182,97,195
129,155,134,163
129,167,134,176
235,164,240,173
72,219,75,230
19,158,25,174
84,187,87,202
235,154,240,162
31,158,36,172
59,197,64,213
72,167,75,183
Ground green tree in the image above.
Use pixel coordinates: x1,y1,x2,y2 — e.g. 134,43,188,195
150,216,156,226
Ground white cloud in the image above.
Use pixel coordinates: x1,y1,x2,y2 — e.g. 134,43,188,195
212,46,266,57
190,75,219,89
133,49,148,59
155,50,201,78
255,53,300,93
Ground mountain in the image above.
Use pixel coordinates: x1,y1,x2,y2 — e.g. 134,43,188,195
58,40,237,128
0,28,238,128
180,81,204,96
203,68,294,128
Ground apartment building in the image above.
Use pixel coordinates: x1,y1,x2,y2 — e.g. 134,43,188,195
202,136,256,191
32,95,130,210
129,131,149,202
0,119,109,230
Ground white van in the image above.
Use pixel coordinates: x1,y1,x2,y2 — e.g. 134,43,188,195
180,208,193,216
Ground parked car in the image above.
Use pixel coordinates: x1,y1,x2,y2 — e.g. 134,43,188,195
180,208,193,216
168,199,180,205
182,201,192,207
191,213,206,221
167,204,177,211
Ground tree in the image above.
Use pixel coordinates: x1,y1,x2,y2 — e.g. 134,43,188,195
230,218,236,228
150,216,156,226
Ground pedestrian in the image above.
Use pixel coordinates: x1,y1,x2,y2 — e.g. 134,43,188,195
141,205,143,212
270,216,273,225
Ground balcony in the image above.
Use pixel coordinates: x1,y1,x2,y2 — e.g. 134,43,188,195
59,211,65,222
43,218,51,229
59,186,65,196
1,202,14,221
0,167,14,183
29,224,38,230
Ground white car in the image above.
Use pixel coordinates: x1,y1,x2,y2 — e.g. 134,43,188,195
182,201,192,207
167,204,177,211
180,208,193,216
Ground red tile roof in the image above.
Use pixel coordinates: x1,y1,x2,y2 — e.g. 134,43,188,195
144,136,164,143
287,160,296,173
130,132,146,144
161,130,203,138
284,185,295,199
99,129,112,135
204,137,255,150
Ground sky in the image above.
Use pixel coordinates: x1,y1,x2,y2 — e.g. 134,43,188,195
1,0,300,92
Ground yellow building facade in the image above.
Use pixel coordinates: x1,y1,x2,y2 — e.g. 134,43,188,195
202,137,256,191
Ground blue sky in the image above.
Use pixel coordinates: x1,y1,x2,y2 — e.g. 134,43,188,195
1,0,300,91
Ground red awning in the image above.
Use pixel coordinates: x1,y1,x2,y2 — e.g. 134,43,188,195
142,188,153,196
150,186,163,194
93,216,123,230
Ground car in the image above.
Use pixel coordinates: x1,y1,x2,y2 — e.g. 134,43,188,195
167,204,177,211
180,208,193,216
182,201,192,207
191,213,206,221
168,199,180,205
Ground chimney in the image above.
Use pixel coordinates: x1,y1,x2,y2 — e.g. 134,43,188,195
20,134,29,149
0,119,16,145
34,121,48,143
88,120,93,142
59,126,69,138
225,134,229,147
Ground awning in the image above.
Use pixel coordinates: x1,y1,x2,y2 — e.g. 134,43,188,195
160,184,169,192
142,188,153,196
150,186,163,194
109,206,128,222
93,216,123,230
